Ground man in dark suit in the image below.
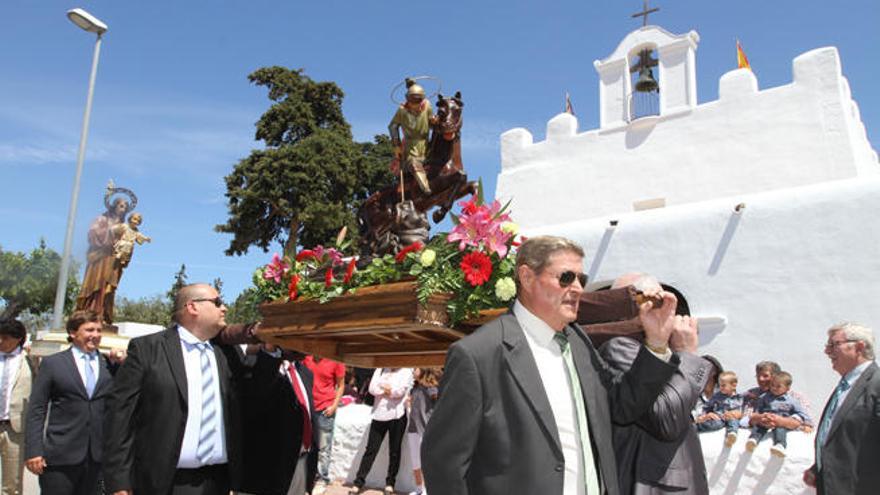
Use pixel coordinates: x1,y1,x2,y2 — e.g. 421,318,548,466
24,310,117,494
239,349,316,495
102,283,276,495
804,322,879,495
599,273,711,495
422,236,681,495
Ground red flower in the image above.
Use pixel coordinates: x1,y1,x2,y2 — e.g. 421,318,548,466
460,251,493,286
395,241,424,263
296,250,316,262
325,268,334,288
459,198,478,215
343,258,357,283
288,274,300,301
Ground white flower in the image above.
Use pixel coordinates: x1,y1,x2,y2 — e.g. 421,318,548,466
420,249,437,267
495,277,517,301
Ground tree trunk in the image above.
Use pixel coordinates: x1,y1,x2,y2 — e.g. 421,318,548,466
285,218,300,256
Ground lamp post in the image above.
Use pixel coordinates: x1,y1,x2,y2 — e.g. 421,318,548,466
51,9,109,330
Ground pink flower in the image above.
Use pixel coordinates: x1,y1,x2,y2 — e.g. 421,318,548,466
447,200,513,257
263,253,289,283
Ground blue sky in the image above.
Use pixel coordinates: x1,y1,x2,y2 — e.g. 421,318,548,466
2,0,878,306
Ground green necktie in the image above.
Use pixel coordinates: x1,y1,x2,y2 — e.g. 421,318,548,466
554,330,600,494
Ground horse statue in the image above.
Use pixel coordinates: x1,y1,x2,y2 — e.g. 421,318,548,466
358,92,478,258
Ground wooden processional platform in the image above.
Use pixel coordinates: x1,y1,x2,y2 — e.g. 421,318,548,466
257,281,644,368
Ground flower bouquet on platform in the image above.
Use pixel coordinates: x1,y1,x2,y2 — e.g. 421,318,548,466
252,187,521,327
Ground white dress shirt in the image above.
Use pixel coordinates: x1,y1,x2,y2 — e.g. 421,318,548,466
70,345,99,395
514,301,586,495
368,368,414,421
0,347,23,419
176,326,228,468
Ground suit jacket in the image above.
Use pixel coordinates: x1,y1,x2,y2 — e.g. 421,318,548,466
810,361,880,495
8,352,35,433
24,348,115,465
102,326,278,495
240,358,315,495
422,312,678,495
600,337,710,495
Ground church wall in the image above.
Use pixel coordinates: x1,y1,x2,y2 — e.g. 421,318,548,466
498,47,878,229
522,177,880,412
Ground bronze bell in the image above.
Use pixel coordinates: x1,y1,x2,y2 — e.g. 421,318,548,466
634,66,659,93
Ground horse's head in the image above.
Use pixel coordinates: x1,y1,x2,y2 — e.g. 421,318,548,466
435,91,463,140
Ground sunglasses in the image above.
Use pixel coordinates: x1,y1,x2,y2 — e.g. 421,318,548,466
190,297,224,308
557,271,588,288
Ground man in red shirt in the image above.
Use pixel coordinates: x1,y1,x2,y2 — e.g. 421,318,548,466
303,355,345,494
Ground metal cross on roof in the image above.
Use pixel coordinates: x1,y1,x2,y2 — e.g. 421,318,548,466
631,0,659,27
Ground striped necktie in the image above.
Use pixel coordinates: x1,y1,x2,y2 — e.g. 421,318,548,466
553,330,600,494
195,342,218,465
815,377,850,470
84,353,97,398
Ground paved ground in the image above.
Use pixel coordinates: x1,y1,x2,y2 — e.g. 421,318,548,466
319,483,409,495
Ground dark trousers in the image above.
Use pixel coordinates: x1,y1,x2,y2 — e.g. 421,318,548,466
39,455,101,495
354,414,407,488
170,464,230,495
749,426,790,448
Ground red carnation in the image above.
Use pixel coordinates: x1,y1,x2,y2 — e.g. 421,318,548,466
395,241,424,263
288,274,300,301
343,258,357,283
460,251,493,286
325,268,334,288
296,250,316,262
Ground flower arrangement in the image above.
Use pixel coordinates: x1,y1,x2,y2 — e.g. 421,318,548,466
252,189,521,325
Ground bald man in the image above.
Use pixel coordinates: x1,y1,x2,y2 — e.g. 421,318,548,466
103,283,278,495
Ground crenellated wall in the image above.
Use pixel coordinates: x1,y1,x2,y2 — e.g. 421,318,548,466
497,45,878,231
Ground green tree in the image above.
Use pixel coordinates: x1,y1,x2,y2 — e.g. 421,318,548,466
0,240,79,320
215,67,394,256
225,287,261,325
114,295,171,327
166,264,188,309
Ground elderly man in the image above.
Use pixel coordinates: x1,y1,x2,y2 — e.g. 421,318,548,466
102,283,277,495
422,236,681,495
598,273,711,495
803,322,879,495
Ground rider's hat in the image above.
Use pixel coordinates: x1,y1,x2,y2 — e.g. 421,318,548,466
405,78,426,97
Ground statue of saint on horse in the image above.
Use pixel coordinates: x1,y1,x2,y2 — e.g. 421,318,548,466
358,78,478,258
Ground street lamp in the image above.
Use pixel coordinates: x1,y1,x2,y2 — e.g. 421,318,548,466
51,8,109,330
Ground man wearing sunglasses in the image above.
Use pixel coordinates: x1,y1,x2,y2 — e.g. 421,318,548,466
423,236,681,495
103,283,279,495
803,322,879,495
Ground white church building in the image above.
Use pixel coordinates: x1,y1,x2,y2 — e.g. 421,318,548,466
494,24,878,494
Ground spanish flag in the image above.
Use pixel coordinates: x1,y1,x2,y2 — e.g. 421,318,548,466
736,39,751,70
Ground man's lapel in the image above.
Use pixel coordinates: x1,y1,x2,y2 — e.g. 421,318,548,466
567,324,604,424
500,313,564,459
62,348,89,398
827,362,877,441
213,343,230,404
162,327,189,403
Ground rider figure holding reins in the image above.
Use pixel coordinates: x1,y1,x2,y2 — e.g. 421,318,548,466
389,78,437,195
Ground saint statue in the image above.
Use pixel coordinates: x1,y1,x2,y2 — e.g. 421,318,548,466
75,182,141,325
389,78,437,195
